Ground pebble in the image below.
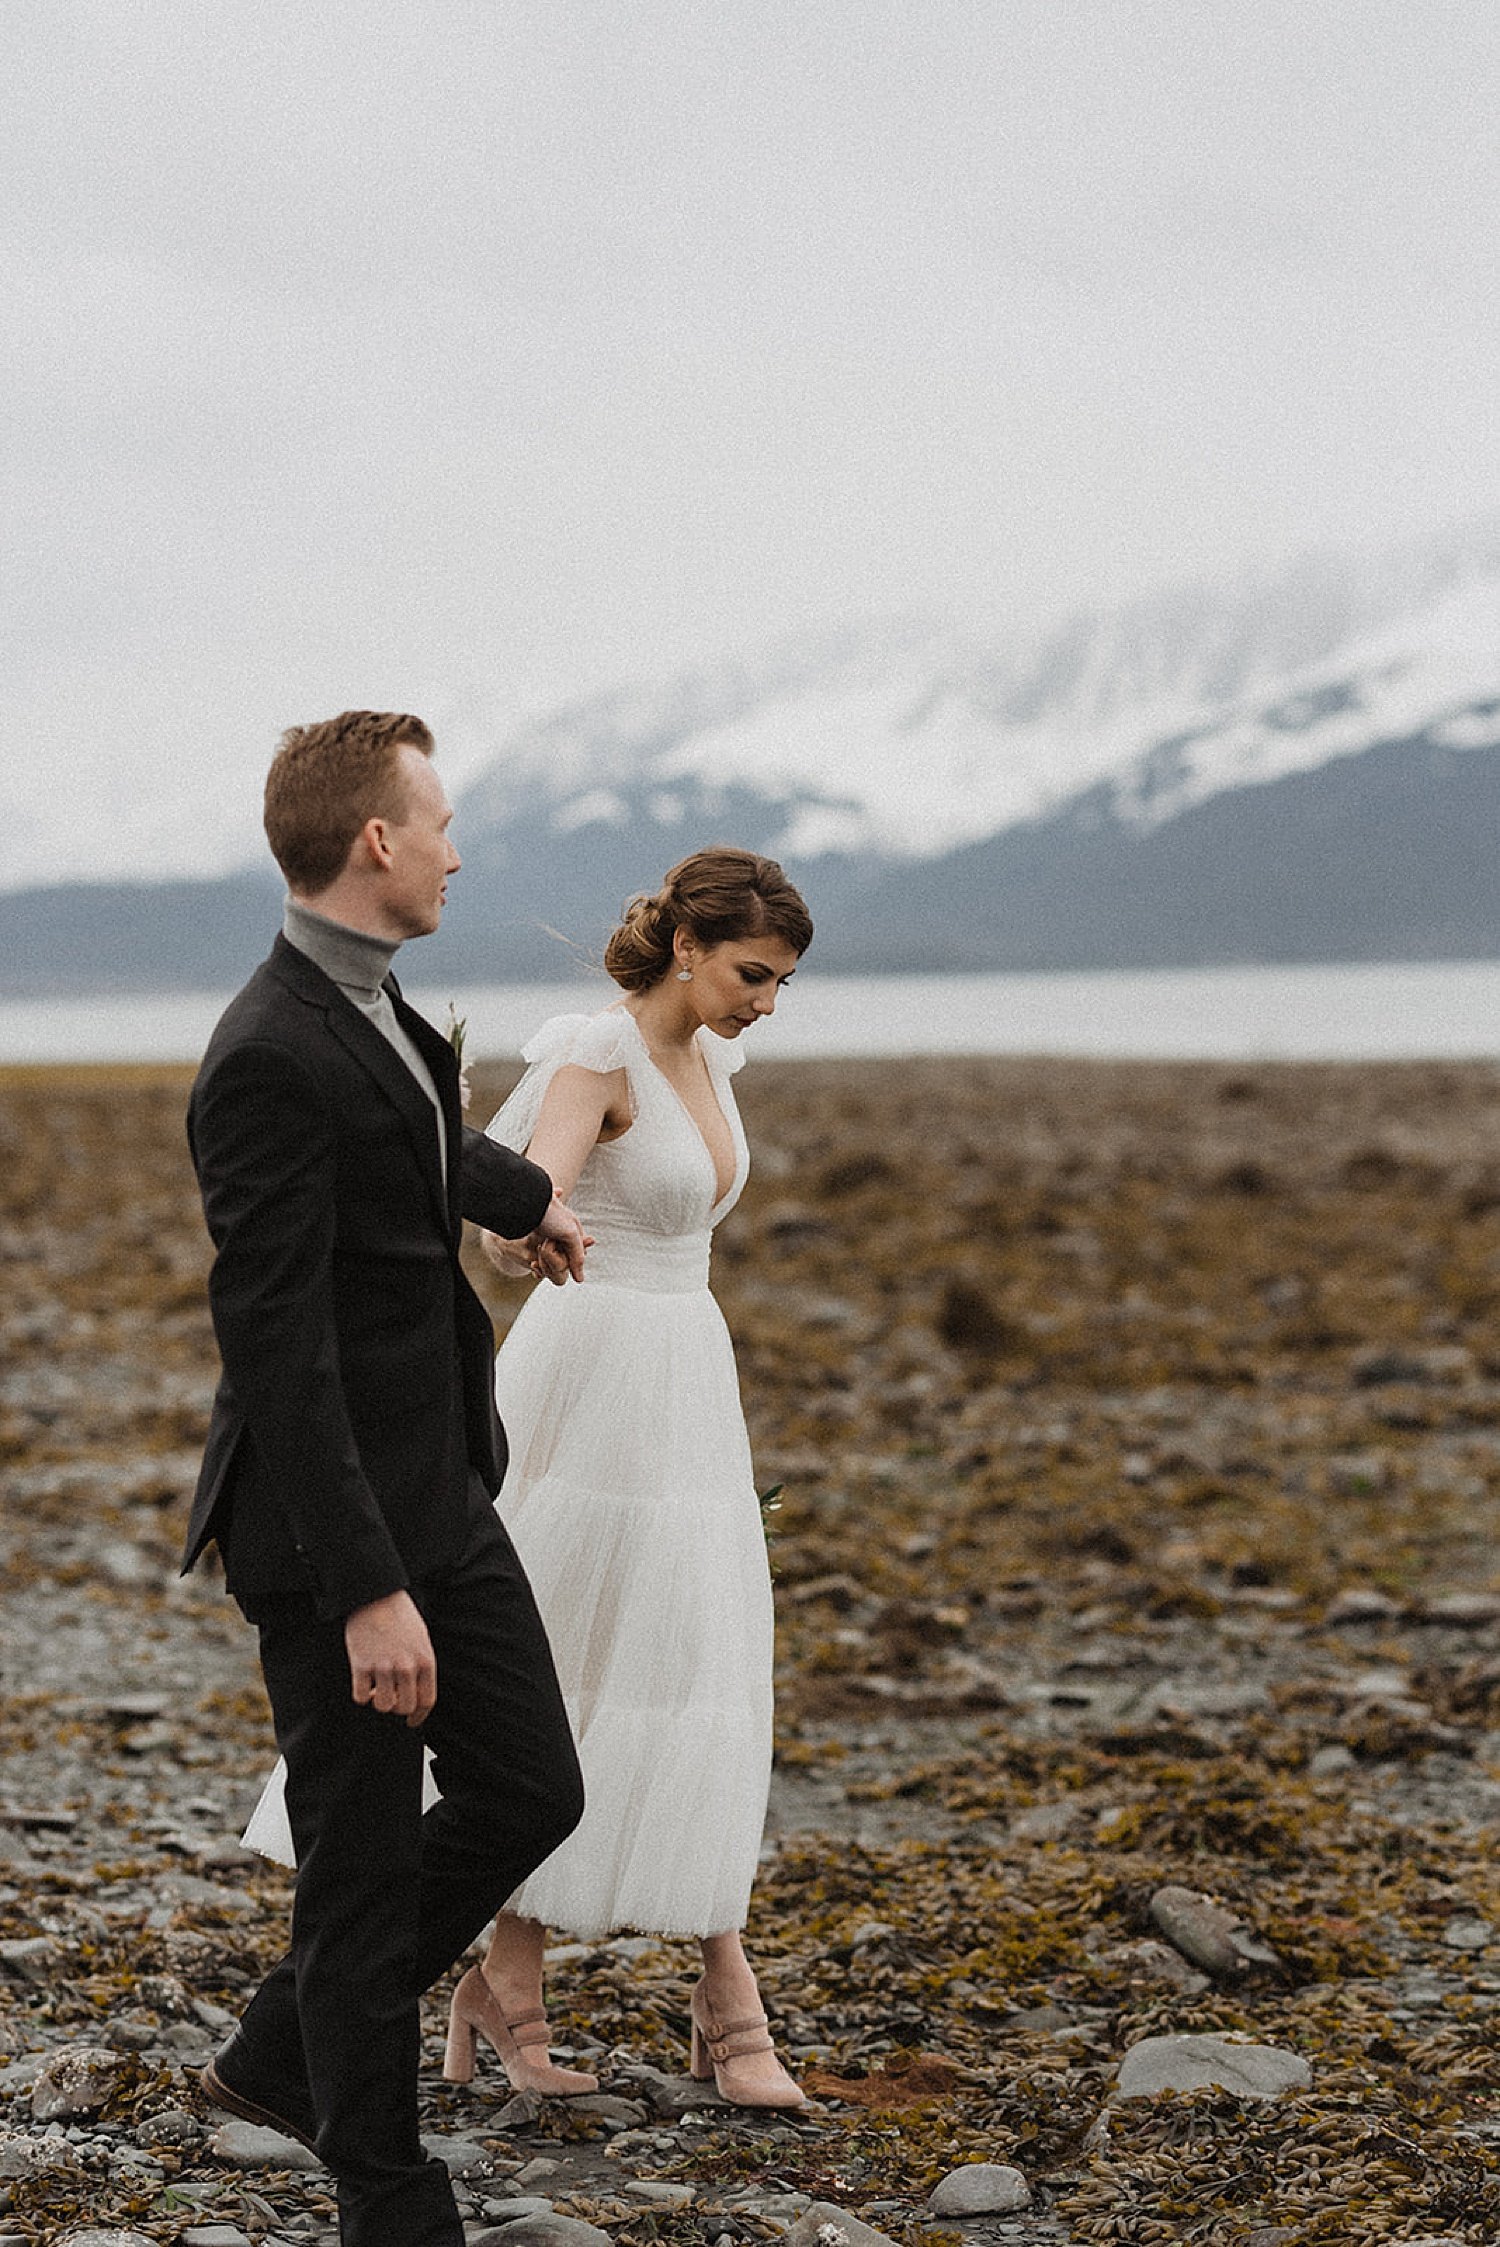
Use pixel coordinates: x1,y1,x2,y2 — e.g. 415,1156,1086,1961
1442,1915,1493,1951
614,2064,711,2117
1149,1884,1281,1976
927,2163,1031,2215
1098,1936,1210,1995
1115,2033,1311,2100
620,2180,695,2206
179,2228,255,2247
1323,1587,1400,1625
1008,1800,1078,1842
469,2220,613,2247
422,2132,499,2177
1421,1592,1500,1626
566,2094,647,2126
0,2054,50,2094
209,2118,323,2171
135,2102,201,2146
56,2235,156,2247
0,2123,82,2178
490,2088,544,2129
512,2156,564,2188
785,2204,900,2247
0,1937,58,1981
477,2198,557,2223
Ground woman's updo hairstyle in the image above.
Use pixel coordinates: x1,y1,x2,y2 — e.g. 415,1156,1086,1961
604,847,813,994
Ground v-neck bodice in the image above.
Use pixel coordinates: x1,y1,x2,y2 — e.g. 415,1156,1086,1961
485,1010,750,1294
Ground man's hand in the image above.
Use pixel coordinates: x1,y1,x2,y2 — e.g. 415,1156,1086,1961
481,1228,536,1278
524,1197,591,1285
344,1590,436,1726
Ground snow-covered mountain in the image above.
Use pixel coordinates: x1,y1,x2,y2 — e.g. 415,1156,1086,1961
452,516,1500,865
4,520,1499,991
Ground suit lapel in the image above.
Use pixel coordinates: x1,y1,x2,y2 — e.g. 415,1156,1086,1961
268,937,454,1238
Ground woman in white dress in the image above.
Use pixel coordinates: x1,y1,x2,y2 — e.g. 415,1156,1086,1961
442,847,813,2112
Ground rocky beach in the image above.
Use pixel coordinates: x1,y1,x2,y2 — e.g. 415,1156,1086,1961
4,1053,1500,2245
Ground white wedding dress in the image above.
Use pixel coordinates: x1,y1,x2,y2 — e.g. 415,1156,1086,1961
243,1007,775,1942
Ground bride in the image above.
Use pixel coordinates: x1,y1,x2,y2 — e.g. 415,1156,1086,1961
444,846,813,2111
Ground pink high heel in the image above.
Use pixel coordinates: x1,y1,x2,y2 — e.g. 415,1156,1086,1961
688,1976,807,2109
443,1964,598,2097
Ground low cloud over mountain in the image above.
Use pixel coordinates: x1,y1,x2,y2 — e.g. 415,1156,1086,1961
5,523,1499,994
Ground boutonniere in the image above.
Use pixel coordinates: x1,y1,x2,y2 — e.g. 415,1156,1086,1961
445,1004,471,1114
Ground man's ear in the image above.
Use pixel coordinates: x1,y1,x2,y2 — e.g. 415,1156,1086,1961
358,815,395,872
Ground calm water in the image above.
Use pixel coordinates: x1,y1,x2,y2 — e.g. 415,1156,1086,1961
1,960,1497,1064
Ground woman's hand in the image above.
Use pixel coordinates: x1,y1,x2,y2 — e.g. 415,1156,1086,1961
482,1201,593,1285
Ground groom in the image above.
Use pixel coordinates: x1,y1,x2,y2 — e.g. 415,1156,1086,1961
182,711,587,2247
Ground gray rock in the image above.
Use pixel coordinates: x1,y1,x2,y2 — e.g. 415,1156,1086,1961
0,1937,58,1981
1442,1916,1492,1951
179,2229,254,2247
0,2054,50,2094
616,2064,712,2117
928,2164,1031,2215
30,2044,124,2120
0,2126,82,2179
1008,1800,1079,1842
1149,1885,1280,1976
57,2234,158,2247
476,2199,557,2224
621,2181,695,2206
564,2093,646,2126
469,2221,613,2247
1097,1937,1210,1995
134,2102,201,2146
785,2204,900,2247
105,2020,160,2053
999,2002,1073,2032
489,2088,544,2129
1116,2033,1311,2100
511,2156,563,2188
209,2118,323,2171
1323,1588,1399,1626
421,2132,498,2177
162,2021,217,2061
1421,1593,1500,1626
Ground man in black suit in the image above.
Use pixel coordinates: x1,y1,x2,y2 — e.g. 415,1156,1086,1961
183,711,587,2247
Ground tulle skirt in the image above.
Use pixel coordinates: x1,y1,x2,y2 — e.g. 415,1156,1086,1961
495,1275,774,1939
240,1273,775,1941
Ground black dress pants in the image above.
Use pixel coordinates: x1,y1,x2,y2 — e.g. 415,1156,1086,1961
235,1499,583,2247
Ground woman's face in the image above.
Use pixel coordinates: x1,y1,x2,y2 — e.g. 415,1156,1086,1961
678,933,801,1038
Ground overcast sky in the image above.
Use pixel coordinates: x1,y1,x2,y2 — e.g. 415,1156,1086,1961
5,0,1499,887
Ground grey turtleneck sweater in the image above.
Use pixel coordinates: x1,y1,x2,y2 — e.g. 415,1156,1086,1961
282,897,447,1184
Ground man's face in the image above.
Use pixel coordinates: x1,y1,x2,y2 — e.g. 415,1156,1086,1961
381,747,460,938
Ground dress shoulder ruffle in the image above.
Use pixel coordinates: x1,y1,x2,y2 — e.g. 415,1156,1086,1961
520,1011,636,1074
699,1029,747,1080
487,1010,638,1154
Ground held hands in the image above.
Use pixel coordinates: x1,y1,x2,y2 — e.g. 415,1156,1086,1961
482,1196,592,1286
344,1590,437,1726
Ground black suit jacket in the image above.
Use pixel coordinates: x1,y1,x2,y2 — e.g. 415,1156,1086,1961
182,935,553,1622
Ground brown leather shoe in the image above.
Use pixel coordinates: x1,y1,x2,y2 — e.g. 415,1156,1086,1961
201,2044,319,2153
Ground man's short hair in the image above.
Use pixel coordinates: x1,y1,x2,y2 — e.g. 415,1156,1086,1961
263,711,435,895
